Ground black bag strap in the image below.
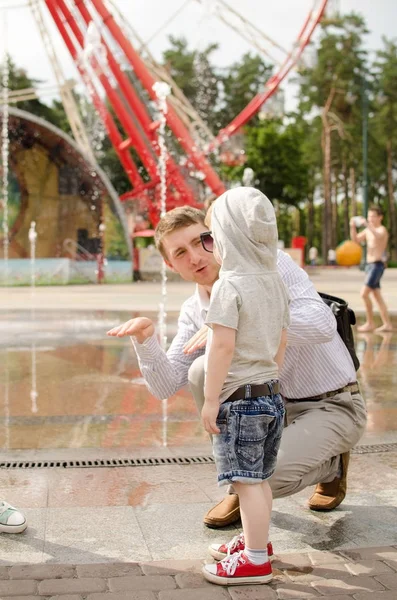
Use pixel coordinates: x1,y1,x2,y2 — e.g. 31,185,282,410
319,292,360,371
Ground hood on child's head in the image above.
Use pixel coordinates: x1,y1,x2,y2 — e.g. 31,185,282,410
212,186,278,275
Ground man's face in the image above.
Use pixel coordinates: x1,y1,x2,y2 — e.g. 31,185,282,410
367,210,382,227
162,223,220,287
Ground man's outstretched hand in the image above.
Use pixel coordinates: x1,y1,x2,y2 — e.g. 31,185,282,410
107,317,155,344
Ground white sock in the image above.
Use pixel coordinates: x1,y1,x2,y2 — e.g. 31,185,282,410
244,547,268,565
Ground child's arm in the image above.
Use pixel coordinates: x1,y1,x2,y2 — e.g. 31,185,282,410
202,324,236,435
275,328,288,371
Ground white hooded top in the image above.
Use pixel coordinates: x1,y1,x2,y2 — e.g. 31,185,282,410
205,187,290,403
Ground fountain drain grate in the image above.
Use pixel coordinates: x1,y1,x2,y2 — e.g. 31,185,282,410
1,443,397,469
0,456,215,470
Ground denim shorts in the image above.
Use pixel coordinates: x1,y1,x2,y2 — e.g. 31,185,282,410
213,392,285,486
365,261,385,289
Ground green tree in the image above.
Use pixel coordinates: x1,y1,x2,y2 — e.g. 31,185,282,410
243,118,310,206
2,56,68,130
162,36,219,128
218,52,273,129
372,38,397,259
297,13,368,259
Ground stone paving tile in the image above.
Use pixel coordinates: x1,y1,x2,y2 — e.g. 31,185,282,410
374,571,397,588
0,580,37,596
9,564,76,580
283,562,352,582
345,559,395,576
228,586,278,599
353,592,397,600
272,553,312,569
275,581,321,599
383,558,397,572
76,563,142,578
312,596,354,600
108,574,176,592
311,574,386,595
3,545,397,599
140,559,204,576
88,593,156,600
48,596,82,600
174,571,214,588
158,589,230,600
340,547,397,561
308,551,350,565
39,577,107,595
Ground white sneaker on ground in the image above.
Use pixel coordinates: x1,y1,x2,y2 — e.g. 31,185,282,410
0,501,28,534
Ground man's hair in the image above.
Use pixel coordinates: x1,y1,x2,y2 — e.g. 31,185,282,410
368,205,384,217
155,206,206,259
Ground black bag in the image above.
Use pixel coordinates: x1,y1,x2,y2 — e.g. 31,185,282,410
319,292,360,371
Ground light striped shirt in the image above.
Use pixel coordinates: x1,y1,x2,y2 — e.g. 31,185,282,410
132,250,356,400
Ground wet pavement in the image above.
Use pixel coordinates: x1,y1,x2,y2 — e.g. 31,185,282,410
0,269,397,567
1,311,396,455
1,310,205,455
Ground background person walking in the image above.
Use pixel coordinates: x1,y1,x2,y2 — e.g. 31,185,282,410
350,206,393,332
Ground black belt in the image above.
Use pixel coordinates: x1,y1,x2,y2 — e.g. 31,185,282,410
226,382,280,403
285,382,360,403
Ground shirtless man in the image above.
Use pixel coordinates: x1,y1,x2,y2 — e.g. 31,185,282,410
350,206,392,332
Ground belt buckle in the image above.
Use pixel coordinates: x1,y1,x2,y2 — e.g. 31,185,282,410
244,384,252,399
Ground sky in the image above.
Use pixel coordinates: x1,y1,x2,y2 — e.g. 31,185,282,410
0,0,396,112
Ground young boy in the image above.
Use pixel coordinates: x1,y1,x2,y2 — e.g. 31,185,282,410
200,187,290,586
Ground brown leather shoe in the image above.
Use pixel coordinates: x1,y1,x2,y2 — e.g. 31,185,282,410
204,494,240,528
308,452,350,511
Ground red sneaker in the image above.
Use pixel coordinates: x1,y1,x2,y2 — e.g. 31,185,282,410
203,550,273,586
209,533,274,562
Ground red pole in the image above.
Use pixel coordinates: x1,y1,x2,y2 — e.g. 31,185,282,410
90,0,225,197
51,0,160,182
45,0,144,190
71,0,195,203
211,0,329,147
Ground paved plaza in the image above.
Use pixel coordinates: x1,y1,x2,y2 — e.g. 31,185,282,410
1,266,397,597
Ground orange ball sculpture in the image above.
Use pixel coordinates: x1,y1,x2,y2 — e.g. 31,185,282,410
335,240,362,266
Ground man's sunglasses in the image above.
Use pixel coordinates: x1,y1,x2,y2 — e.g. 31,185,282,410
200,231,214,253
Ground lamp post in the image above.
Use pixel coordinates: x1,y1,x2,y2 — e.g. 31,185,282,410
361,76,369,269
362,76,369,220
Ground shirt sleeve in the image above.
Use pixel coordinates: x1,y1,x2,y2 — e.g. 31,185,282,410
205,279,240,330
277,251,336,346
283,291,291,330
131,297,204,400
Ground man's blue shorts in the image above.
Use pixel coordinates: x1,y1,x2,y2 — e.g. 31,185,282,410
213,391,285,486
364,261,385,289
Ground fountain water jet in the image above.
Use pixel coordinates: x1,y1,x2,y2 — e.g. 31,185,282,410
153,80,171,447
28,221,38,413
1,19,9,285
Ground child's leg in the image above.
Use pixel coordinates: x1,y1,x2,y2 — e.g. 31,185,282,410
233,480,271,550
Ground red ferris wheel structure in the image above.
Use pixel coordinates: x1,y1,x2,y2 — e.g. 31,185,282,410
42,0,329,224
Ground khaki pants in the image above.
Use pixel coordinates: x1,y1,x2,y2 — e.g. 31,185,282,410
188,355,367,498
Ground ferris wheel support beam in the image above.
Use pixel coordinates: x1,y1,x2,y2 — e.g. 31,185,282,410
72,0,195,202
28,0,95,163
194,0,288,65
89,0,225,197
211,0,329,149
44,0,145,190
49,0,160,185
106,0,215,146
